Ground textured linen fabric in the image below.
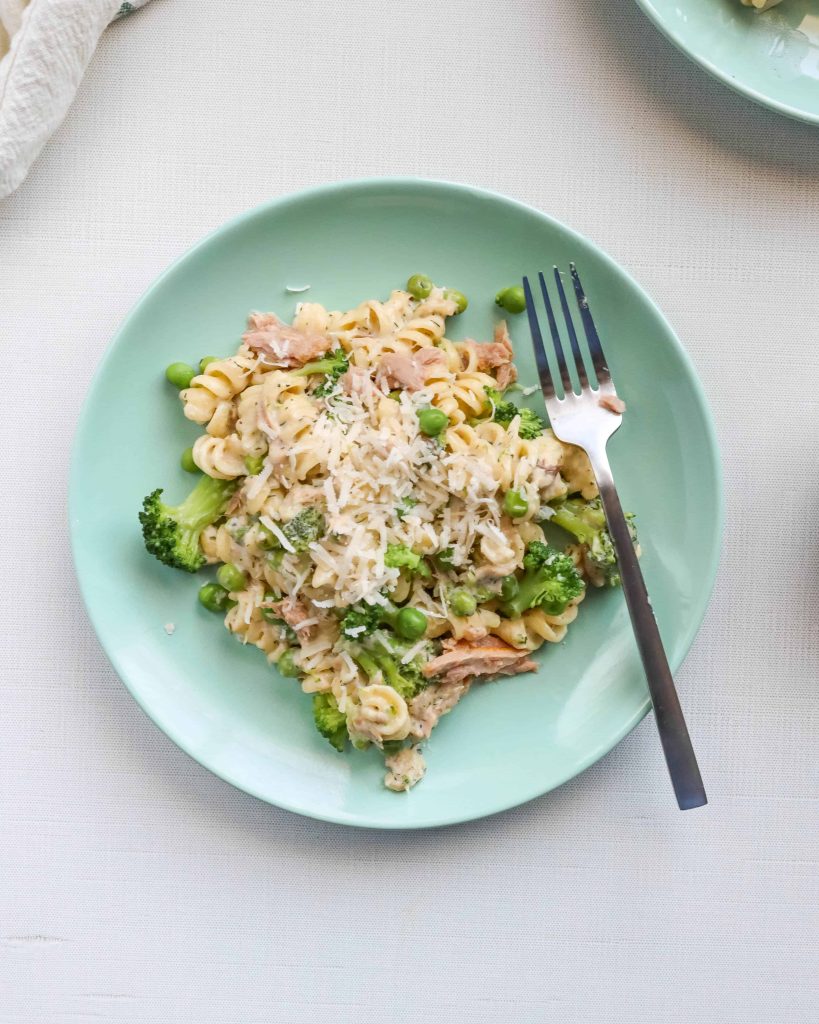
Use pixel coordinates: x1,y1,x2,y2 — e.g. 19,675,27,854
1,0,818,1021
0,1,29,56
0,0,151,198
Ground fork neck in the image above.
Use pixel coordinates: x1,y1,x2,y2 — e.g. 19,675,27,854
583,442,614,490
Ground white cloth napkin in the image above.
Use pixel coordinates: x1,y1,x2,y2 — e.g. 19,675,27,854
0,0,150,199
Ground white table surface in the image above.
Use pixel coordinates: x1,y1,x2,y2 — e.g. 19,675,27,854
2,1,818,1020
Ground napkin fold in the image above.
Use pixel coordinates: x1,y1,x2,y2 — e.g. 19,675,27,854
0,0,150,199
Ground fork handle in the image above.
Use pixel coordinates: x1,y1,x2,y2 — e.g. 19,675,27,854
588,447,707,810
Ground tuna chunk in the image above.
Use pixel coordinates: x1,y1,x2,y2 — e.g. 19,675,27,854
262,595,316,639
242,312,332,368
463,322,518,388
495,361,517,391
340,365,372,397
384,746,427,791
422,635,536,685
408,678,471,739
599,395,626,414
376,349,446,393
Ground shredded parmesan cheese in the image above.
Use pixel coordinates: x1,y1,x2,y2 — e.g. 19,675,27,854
292,617,319,632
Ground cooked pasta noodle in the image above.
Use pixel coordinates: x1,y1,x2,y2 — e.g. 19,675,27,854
192,434,245,479
349,684,411,744
181,354,257,426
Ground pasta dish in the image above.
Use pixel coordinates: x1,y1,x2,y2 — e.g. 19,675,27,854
140,278,635,791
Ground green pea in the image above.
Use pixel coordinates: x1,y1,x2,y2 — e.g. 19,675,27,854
449,589,477,617
165,362,197,390
277,649,301,677
244,454,265,475
407,274,433,299
198,582,233,613
444,289,468,314
216,563,246,592
180,447,198,473
500,575,519,601
503,489,528,519
417,407,449,437
495,286,527,314
199,356,219,372
388,389,402,401
395,607,428,641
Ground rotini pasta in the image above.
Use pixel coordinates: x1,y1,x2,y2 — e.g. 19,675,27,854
180,354,257,426
192,434,245,479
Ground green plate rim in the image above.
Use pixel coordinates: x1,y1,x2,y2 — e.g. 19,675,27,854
633,0,819,126
69,177,724,828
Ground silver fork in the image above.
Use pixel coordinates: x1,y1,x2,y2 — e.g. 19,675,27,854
523,265,707,810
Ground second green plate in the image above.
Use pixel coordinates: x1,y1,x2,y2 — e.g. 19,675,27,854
635,0,819,124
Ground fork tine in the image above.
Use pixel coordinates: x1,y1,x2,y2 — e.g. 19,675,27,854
522,276,555,399
537,272,572,395
553,267,590,389
569,263,611,385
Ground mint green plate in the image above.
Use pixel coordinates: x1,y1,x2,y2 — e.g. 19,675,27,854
635,0,819,124
70,179,722,828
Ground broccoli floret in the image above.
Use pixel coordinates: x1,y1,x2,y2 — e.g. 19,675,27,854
340,602,384,640
312,693,348,752
372,637,431,699
384,544,431,578
339,599,427,643
510,407,546,440
139,475,237,573
486,387,545,440
292,348,349,396
389,657,426,701
351,637,431,701
550,498,637,588
384,544,420,570
489,397,520,426
499,541,584,618
282,507,326,552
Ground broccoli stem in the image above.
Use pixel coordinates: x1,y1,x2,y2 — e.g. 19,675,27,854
353,650,381,678
292,356,340,377
501,576,561,618
377,603,400,631
550,499,604,544
352,644,402,688
373,652,403,690
178,474,238,531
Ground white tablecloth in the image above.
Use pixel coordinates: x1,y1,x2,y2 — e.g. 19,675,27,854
2,1,817,1020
